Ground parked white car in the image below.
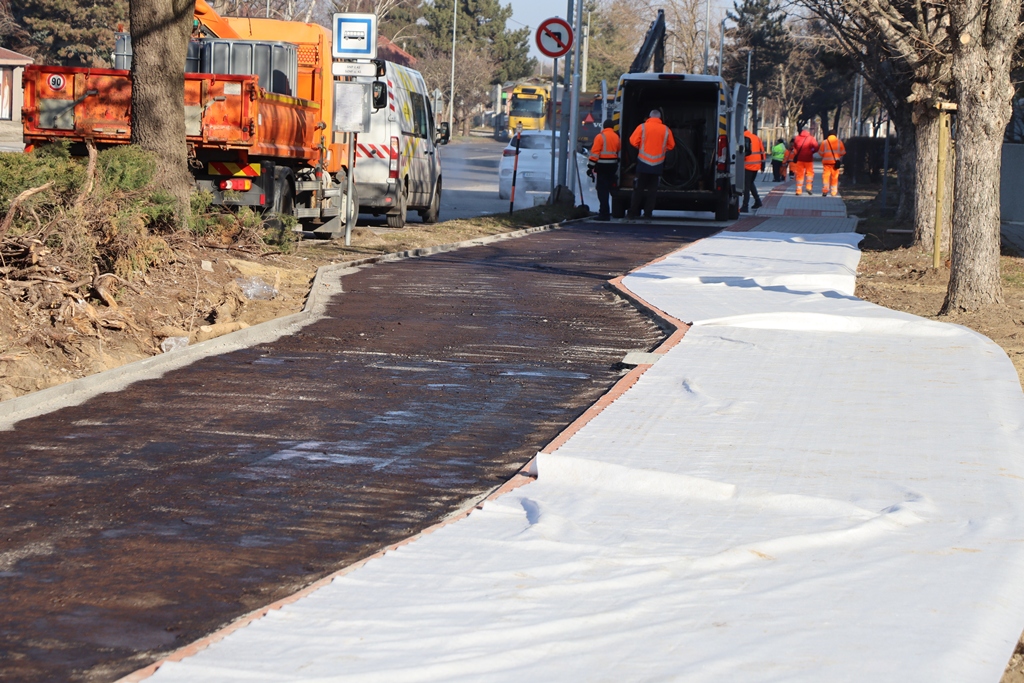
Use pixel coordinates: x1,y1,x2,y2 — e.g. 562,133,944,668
498,132,588,200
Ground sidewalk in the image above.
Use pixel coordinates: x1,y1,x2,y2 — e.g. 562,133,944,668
140,190,1024,681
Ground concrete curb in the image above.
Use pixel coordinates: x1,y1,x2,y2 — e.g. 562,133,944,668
114,224,701,683
0,219,583,431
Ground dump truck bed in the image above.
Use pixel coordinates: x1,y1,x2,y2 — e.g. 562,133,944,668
21,64,320,165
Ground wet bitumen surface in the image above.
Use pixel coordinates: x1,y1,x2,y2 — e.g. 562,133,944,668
0,222,716,682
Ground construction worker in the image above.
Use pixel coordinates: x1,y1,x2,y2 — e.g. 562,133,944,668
741,128,765,213
782,138,796,179
791,128,819,196
587,119,621,221
628,109,675,219
771,138,787,182
819,132,847,197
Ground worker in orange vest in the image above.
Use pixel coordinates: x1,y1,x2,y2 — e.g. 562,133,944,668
742,128,766,212
791,128,819,196
782,139,796,179
587,119,621,221
627,109,675,219
819,132,847,197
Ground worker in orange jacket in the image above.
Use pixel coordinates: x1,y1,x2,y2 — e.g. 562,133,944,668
819,133,847,197
782,139,796,179
742,128,766,212
627,109,675,219
791,128,819,196
587,119,621,221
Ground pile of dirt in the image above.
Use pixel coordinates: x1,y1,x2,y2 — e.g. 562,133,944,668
0,145,575,402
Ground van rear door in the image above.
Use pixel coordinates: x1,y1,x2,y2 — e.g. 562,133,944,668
730,83,749,196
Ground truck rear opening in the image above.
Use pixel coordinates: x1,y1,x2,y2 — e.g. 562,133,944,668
617,76,722,194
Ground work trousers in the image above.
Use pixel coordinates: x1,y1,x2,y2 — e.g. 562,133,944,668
742,168,761,209
629,172,660,218
595,164,617,218
792,161,815,195
821,163,840,196
772,159,783,182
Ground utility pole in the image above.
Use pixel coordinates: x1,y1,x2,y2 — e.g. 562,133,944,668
581,12,590,93
567,0,584,197
746,49,752,87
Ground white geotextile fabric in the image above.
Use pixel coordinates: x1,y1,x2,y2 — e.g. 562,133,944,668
150,232,1024,682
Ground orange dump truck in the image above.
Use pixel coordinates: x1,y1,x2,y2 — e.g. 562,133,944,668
21,3,352,235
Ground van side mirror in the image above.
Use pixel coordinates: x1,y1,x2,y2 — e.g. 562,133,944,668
437,121,450,145
372,82,387,110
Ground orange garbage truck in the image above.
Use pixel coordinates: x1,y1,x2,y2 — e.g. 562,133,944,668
21,1,354,236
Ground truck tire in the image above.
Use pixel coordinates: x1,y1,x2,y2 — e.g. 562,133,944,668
387,185,408,228
420,179,441,224
612,195,627,219
714,193,729,222
266,168,294,231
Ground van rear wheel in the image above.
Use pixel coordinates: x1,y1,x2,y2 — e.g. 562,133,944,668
387,187,407,228
421,180,441,224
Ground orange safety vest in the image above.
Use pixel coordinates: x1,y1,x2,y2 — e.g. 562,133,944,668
821,137,846,164
589,129,621,165
629,118,675,167
744,131,766,171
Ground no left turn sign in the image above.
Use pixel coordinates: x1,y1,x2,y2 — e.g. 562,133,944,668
535,17,573,59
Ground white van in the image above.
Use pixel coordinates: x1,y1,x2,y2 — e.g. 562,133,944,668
354,61,449,227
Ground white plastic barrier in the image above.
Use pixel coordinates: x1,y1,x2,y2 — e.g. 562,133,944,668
150,232,1024,682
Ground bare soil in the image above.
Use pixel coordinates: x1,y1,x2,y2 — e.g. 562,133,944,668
846,183,1024,682
0,204,577,402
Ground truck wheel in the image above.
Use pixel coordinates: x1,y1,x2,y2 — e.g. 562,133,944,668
714,194,729,222
612,195,627,219
266,169,294,231
387,186,407,228
420,179,441,224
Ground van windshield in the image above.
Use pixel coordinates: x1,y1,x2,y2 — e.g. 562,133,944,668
511,96,545,117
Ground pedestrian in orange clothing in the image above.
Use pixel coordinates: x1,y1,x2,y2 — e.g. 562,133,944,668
741,128,766,212
782,139,796,179
587,119,621,221
627,109,675,219
791,128,819,196
819,133,847,197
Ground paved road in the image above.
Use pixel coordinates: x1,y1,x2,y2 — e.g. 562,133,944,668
0,222,717,682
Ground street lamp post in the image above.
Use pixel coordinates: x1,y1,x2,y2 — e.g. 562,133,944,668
448,0,457,134
718,19,726,77
702,0,710,74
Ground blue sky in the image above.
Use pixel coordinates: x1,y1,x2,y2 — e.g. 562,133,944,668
508,0,573,62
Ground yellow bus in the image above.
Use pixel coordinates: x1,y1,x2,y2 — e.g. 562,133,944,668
507,84,550,136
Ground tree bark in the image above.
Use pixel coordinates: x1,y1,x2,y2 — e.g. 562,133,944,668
893,106,916,222
129,0,195,223
913,110,938,246
941,0,1020,312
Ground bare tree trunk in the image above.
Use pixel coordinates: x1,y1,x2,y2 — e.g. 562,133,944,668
942,0,1020,312
894,107,916,223
912,110,938,246
129,0,195,223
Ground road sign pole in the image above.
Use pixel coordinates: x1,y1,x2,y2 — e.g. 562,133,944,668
558,1,574,189
551,57,558,197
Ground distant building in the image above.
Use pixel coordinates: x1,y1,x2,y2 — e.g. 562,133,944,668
0,48,33,143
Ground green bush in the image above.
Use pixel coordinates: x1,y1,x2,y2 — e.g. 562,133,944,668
97,146,157,193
